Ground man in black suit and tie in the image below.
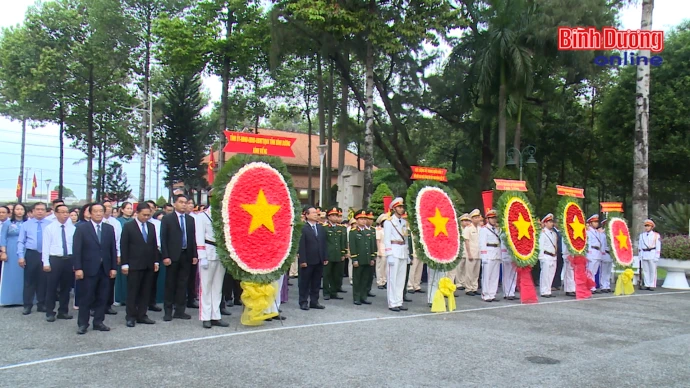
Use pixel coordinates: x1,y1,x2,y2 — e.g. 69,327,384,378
160,195,198,321
297,206,328,311
121,205,159,327
72,203,118,334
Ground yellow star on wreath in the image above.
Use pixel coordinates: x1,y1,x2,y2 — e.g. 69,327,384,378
427,207,449,237
241,189,281,234
569,215,585,240
512,213,532,240
616,229,628,250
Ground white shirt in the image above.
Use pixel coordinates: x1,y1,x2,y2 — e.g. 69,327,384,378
638,231,661,261
480,224,502,261
383,215,408,259
103,216,122,256
41,220,76,266
44,213,56,222
195,208,215,260
538,228,558,261
150,218,162,251
586,226,604,261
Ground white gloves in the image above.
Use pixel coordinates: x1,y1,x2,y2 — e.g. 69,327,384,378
200,258,209,269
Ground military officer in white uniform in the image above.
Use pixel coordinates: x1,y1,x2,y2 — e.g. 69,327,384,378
195,189,230,329
538,214,559,298
384,197,409,312
638,219,661,290
586,214,604,293
500,232,517,300
598,219,612,293
479,210,502,302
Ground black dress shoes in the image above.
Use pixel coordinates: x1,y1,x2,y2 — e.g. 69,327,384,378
331,295,343,300
126,320,136,328
173,312,191,320
77,326,88,335
415,289,425,294
46,315,56,322
203,321,212,329
93,323,111,331
337,289,347,293
403,297,413,302
163,313,172,322
398,305,408,311
148,305,162,312
309,303,325,309
187,301,199,309
37,305,46,313
353,301,362,305
361,300,372,305
367,293,376,297
57,313,73,320
323,296,330,300
378,286,386,290
105,308,118,315
299,303,309,311
389,307,400,312
220,308,232,316
211,319,229,327
22,307,31,315
137,317,155,324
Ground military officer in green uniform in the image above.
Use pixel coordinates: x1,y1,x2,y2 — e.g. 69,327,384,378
323,207,347,300
349,210,376,305
364,210,377,298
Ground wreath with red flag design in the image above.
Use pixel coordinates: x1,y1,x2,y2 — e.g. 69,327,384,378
406,181,461,271
496,191,539,267
606,217,633,267
211,155,302,283
557,197,588,256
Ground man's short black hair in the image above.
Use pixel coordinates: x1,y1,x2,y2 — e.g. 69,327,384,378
173,194,188,203
32,202,47,211
89,203,105,213
136,205,152,213
51,198,64,205
145,200,157,209
164,203,173,208
54,204,69,213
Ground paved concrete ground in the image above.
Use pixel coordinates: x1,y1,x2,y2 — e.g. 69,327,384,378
0,283,689,388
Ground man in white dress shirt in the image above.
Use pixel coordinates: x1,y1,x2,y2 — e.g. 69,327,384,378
638,219,661,290
42,205,76,322
480,209,502,302
538,214,559,298
384,197,409,312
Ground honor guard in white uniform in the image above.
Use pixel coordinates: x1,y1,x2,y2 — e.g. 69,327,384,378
480,210,502,302
586,214,604,293
462,209,482,296
195,189,230,329
561,237,576,297
638,219,661,290
384,197,409,312
598,219,612,292
538,214,558,298
448,213,471,291
500,232,516,300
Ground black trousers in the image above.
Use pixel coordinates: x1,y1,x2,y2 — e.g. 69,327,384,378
552,256,564,288
126,268,154,320
223,273,242,304
164,250,191,313
149,269,158,306
45,256,74,316
23,249,46,308
298,263,323,305
187,262,198,304
403,263,411,298
78,267,109,327
107,277,116,307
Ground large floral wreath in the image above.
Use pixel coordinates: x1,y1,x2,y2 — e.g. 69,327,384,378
211,155,302,283
406,180,462,271
557,197,587,256
606,217,634,267
496,191,539,267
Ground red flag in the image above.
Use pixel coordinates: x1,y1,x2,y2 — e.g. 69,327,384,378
207,148,216,185
481,190,494,214
16,175,22,199
31,173,37,197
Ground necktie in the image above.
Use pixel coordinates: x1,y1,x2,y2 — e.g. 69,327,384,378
61,224,68,256
96,223,101,243
142,222,148,242
37,221,43,252
312,224,317,237
180,215,187,249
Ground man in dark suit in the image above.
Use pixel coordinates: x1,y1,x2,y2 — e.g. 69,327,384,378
121,205,159,327
160,194,198,321
72,203,117,335
553,223,564,290
297,206,328,311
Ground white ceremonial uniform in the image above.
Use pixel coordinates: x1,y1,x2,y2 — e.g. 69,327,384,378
586,226,604,291
599,230,612,290
561,239,575,293
384,214,409,308
195,207,226,322
500,239,516,297
638,231,661,288
538,228,558,296
479,224,502,300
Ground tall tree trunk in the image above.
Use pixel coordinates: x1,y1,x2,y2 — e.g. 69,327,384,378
338,52,349,175
18,118,26,202
513,98,523,164
363,33,375,207
86,64,95,202
316,53,326,207
218,13,234,170
307,106,313,205
58,101,64,199
632,0,654,237
497,62,507,168
451,143,459,174
480,120,493,190
326,61,335,205
138,13,152,202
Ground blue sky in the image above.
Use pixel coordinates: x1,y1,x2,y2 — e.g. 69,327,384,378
0,0,688,202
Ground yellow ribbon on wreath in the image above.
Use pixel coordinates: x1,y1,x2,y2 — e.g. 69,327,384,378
240,281,279,326
614,268,635,296
431,277,457,313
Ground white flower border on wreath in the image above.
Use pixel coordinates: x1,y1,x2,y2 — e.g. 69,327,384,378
606,217,632,267
221,161,295,275
414,186,460,263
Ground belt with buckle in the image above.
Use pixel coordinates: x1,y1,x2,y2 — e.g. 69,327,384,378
487,243,499,248
205,240,216,247
642,248,654,251
545,251,555,257
391,241,405,245
592,246,600,250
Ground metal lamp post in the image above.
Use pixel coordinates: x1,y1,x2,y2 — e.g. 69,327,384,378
506,145,537,181
317,144,328,207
